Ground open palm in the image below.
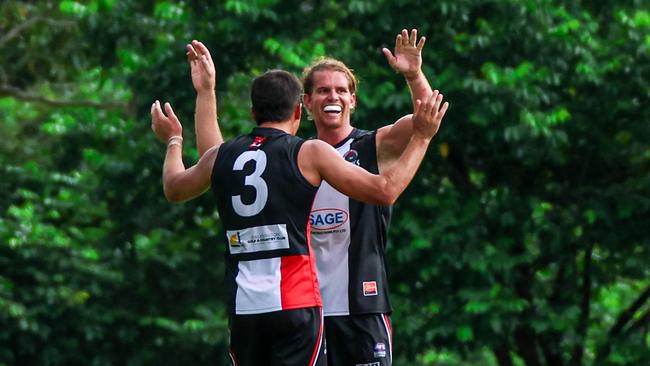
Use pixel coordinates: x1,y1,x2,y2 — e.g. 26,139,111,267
382,29,425,78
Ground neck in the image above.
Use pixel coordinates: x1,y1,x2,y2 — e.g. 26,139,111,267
259,120,295,135
316,124,354,146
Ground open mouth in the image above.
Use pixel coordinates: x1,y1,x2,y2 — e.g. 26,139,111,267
323,105,342,114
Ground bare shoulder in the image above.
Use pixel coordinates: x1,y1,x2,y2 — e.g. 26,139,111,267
301,139,336,157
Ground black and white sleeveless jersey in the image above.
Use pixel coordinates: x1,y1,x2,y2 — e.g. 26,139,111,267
211,127,321,316
310,128,393,316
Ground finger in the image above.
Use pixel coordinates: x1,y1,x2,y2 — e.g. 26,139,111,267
394,34,402,50
437,102,450,120
413,99,423,117
429,90,440,104
382,48,396,66
200,54,212,71
164,102,179,122
401,29,409,46
433,93,443,112
410,29,417,46
151,101,166,123
186,44,198,61
416,36,426,51
426,90,439,114
193,40,214,64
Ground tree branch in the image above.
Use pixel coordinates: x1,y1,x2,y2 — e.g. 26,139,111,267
0,16,76,48
596,284,650,362
625,308,650,335
609,284,650,337
569,243,593,366
0,84,129,113
0,16,43,48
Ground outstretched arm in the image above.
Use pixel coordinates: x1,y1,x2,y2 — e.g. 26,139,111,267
151,100,217,202
187,40,222,157
299,92,449,205
382,28,433,109
377,28,436,173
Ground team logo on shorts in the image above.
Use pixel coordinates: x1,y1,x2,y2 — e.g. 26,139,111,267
374,342,386,358
363,281,378,296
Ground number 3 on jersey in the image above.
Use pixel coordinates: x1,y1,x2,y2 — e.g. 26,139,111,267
232,150,268,217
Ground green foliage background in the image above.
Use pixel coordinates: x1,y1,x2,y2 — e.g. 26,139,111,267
1,1,649,365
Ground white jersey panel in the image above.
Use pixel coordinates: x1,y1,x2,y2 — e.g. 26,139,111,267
234,257,282,314
311,139,354,316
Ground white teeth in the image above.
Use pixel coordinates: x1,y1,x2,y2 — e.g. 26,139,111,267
323,105,342,113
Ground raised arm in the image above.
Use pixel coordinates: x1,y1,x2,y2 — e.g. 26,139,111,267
382,28,433,109
187,40,223,156
377,28,436,173
299,92,449,205
151,100,218,202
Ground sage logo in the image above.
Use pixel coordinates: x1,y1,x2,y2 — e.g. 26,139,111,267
310,208,349,231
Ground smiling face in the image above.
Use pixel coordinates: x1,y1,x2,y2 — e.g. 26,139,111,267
303,69,357,132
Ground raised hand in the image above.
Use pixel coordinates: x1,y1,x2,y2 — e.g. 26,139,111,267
382,29,426,79
151,100,183,143
186,40,216,93
412,90,449,139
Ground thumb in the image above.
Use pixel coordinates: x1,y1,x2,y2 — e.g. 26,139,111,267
382,48,396,66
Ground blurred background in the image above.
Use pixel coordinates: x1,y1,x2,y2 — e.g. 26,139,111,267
1,0,649,365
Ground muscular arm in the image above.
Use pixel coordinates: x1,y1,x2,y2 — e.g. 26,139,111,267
187,40,223,156
299,92,448,205
151,100,218,202
163,145,218,202
377,28,435,173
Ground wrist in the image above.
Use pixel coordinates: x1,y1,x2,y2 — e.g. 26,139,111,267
196,88,216,96
411,132,432,145
167,135,183,148
404,69,423,82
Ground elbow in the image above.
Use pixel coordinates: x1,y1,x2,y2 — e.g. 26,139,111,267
375,184,400,206
163,183,184,203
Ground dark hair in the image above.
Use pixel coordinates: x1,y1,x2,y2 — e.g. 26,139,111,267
251,70,302,125
302,57,358,95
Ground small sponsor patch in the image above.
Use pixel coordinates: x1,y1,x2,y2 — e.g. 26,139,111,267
226,224,289,254
343,149,360,165
374,342,386,358
248,136,268,149
355,363,380,366
363,281,378,296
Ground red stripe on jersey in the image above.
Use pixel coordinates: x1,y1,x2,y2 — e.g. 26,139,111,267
280,254,322,309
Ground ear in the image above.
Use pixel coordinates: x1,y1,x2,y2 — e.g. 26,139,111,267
293,103,302,121
350,93,357,110
302,93,312,111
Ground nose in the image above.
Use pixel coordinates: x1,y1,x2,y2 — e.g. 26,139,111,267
326,89,338,101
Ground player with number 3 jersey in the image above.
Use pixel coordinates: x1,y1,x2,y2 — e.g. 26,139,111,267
151,68,447,365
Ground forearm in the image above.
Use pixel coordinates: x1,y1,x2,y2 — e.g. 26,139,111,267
195,90,222,157
162,143,187,202
382,135,431,203
405,70,433,110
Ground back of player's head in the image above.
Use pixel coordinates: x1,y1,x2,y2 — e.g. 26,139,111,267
251,70,302,125
302,57,358,95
